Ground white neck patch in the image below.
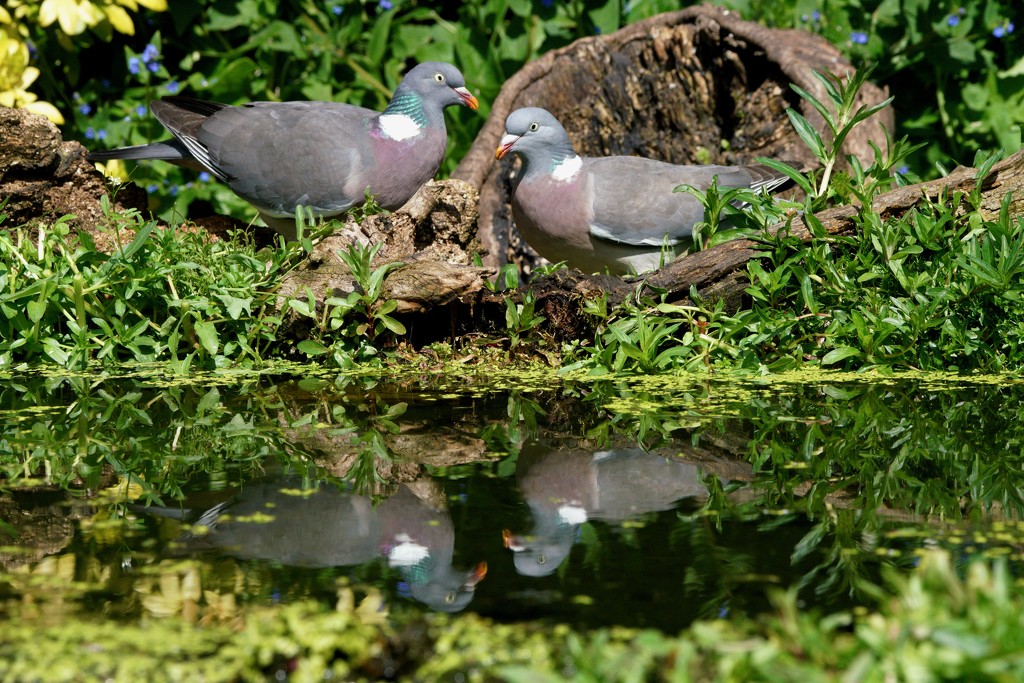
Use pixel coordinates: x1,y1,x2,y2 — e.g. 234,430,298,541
388,537,430,567
558,504,588,525
379,113,422,141
551,154,582,182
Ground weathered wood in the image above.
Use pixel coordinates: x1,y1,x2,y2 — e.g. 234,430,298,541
0,107,148,248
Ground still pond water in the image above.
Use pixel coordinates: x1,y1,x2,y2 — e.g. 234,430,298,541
2,370,1023,631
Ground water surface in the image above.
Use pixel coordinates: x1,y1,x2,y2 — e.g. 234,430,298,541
2,372,1023,633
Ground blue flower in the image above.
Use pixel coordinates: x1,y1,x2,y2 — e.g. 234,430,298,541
98,129,107,140
147,61,160,73
947,15,959,27
198,171,211,182
84,127,95,140
378,0,392,9
128,56,141,75
169,185,179,197
992,21,1014,38
146,184,159,193
78,103,91,115
812,10,820,21
166,80,179,94
897,165,909,175
330,4,342,15
135,104,147,117
141,44,160,64
850,31,869,45
540,0,553,7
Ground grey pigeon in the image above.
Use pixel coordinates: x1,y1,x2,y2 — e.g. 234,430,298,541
495,107,792,275
88,62,479,240
503,446,710,577
144,477,487,613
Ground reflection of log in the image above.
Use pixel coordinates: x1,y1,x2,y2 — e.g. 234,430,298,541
454,5,893,272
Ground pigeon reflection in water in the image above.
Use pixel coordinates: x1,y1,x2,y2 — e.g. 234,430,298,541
504,446,710,577
166,479,486,613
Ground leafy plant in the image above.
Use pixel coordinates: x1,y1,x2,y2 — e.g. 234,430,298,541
294,241,406,367
504,289,546,350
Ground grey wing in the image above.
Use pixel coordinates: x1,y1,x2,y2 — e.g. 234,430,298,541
155,100,378,216
199,102,378,215
586,157,705,247
587,158,786,247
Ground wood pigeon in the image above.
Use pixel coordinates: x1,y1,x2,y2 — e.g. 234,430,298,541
88,62,479,240
503,446,710,577
495,107,792,275
145,477,487,613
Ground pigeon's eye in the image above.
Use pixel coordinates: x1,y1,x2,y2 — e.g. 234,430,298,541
529,122,540,131
434,73,445,83
537,554,546,565
444,592,456,604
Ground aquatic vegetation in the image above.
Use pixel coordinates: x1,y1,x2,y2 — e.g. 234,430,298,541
2,549,1023,681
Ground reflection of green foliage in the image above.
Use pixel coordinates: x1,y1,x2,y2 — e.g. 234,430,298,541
0,374,305,501
2,549,1020,681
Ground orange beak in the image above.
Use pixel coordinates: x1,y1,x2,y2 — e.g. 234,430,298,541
454,87,479,111
495,134,519,160
501,529,524,551
467,561,488,587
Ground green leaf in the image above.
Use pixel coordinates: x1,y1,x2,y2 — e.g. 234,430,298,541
218,294,252,320
111,220,156,261
368,10,394,64
790,83,835,130
755,157,815,196
197,387,221,415
821,346,862,365
27,299,47,323
193,319,219,356
378,315,407,335
786,109,826,161
288,299,313,317
801,274,818,314
297,340,330,356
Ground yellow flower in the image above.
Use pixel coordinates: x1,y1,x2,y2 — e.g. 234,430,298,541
0,31,64,123
37,0,167,37
94,158,129,181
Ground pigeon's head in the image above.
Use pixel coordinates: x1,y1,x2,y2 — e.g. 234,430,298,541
400,61,479,111
404,561,488,613
502,527,575,577
495,107,574,161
